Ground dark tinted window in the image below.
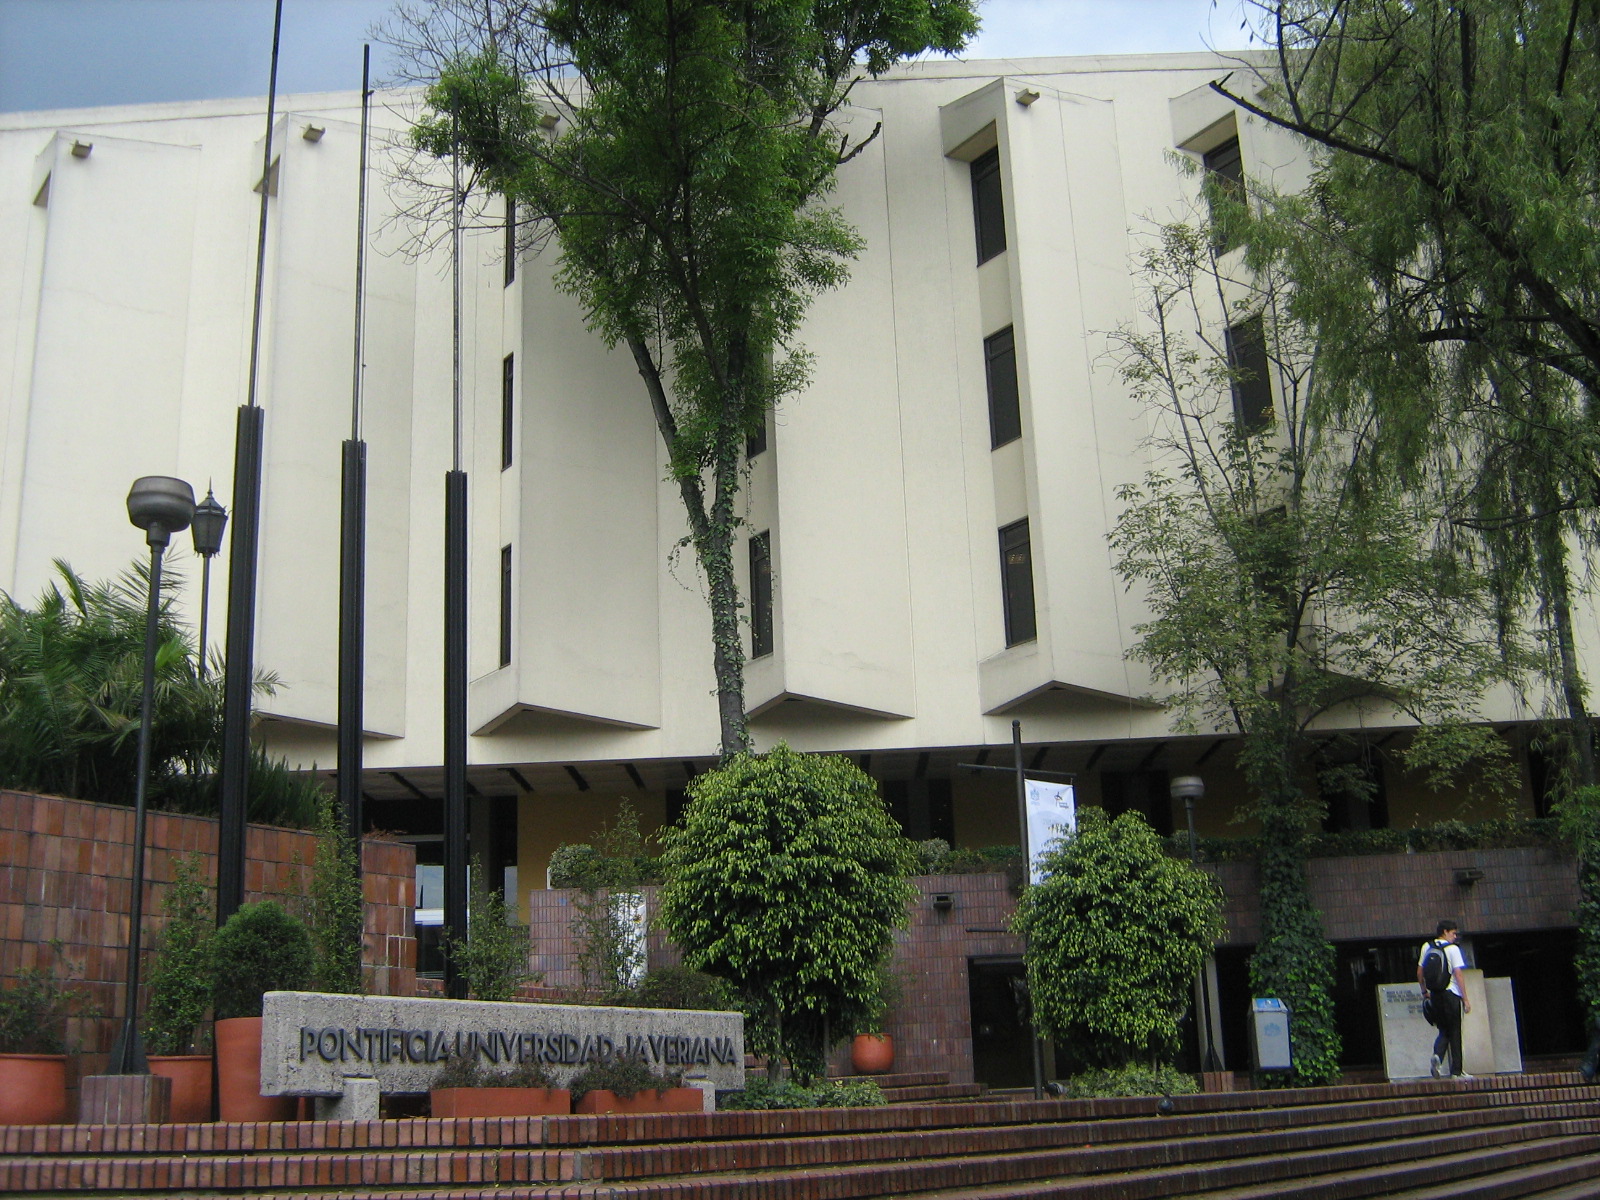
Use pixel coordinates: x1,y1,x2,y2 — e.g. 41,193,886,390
1204,136,1244,249
499,544,512,668
1203,137,1243,199
746,417,767,459
750,530,773,658
971,146,1007,264
1226,315,1272,429
999,519,1036,646
985,326,1021,448
501,354,514,470
504,202,516,286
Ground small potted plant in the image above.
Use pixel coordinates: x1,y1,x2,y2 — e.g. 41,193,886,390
210,901,313,1121
144,854,215,1122
0,942,88,1125
569,1053,697,1115
429,1056,571,1118
850,961,902,1075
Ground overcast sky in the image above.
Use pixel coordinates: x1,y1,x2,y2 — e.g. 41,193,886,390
0,0,1253,113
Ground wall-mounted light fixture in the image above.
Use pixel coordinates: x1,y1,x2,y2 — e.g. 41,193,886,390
931,893,954,914
302,125,326,142
1015,88,1040,107
1454,867,1484,887
70,140,93,158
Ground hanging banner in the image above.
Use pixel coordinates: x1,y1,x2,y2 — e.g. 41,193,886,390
1024,779,1076,885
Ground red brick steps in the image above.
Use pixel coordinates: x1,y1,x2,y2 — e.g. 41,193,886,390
3,1072,1598,1199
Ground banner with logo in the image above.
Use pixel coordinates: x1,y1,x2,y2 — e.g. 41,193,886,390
1024,779,1076,885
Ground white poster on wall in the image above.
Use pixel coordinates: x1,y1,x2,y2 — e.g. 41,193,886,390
1024,779,1076,885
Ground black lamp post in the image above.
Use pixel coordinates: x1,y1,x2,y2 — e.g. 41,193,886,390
190,488,227,677
108,476,196,1075
1171,773,1221,1074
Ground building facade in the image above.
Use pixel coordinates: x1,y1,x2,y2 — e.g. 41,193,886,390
0,52,1585,1079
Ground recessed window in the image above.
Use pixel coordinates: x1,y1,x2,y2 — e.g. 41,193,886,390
1225,315,1272,429
504,202,517,287
746,416,767,460
1203,136,1244,249
501,354,515,470
1203,137,1243,201
499,545,513,668
985,326,1021,448
999,519,1037,646
750,530,774,658
971,146,1007,265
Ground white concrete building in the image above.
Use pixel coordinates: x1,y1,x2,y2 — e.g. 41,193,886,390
0,52,1550,915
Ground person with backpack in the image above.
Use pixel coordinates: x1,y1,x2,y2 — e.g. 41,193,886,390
1418,920,1471,1078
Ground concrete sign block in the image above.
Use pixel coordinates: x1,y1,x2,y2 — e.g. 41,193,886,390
261,991,744,1097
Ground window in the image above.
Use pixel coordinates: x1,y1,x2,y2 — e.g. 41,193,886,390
499,544,513,668
998,519,1036,646
985,326,1021,448
750,530,774,658
501,354,514,470
1100,771,1174,837
971,146,1007,265
1203,136,1244,250
746,417,767,460
1225,315,1272,429
1203,136,1243,201
1318,757,1388,833
504,202,516,287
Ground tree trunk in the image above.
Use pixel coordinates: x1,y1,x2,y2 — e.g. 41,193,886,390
1242,726,1341,1085
1537,521,1596,790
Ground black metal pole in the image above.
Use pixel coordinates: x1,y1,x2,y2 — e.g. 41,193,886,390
441,133,469,1000
196,555,212,679
1185,794,1222,1073
217,405,263,921
107,538,169,1076
443,469,469,999
1012,719,1046,1101
337,44,372,855
217,0,283,924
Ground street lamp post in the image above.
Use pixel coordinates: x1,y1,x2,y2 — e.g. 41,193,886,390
1171,773,1221,1074
108,476,196,1075
190,489,227,677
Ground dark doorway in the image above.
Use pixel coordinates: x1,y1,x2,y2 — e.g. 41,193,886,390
1330,939,1419,1067
969,958,1034,1088
1473,927,1585,1058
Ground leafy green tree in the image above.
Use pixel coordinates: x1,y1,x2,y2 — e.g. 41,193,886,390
1225,0,1600,1028
306,791,365,995
1221,0,1600,787
144,854,214,1056
1014,809,1224,1071
656,743,916,1081
0,559,323,827
394,0,978,758
1107,217,1517,1083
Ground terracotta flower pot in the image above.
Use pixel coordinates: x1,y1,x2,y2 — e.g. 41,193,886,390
574,1087,703,1115
148,1055,214,1123
850,1033,894,1075
0,1053,68,1124
214,1017,296,1122
430,1087,571,1118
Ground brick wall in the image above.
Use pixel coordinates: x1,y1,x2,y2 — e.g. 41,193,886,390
1210,845,1579,945
0,789,417,1073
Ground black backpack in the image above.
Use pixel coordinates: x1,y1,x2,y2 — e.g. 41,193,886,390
1422,940,1453,993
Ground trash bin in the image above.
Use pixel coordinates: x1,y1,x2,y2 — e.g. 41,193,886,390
1249,997,1292,1071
